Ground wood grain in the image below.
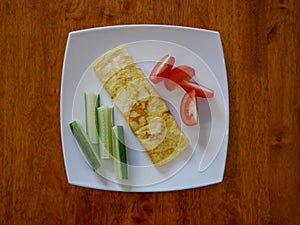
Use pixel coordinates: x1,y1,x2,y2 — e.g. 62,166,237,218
0,0,299,224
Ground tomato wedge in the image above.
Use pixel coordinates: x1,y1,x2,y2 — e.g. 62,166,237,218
149,55,175,84
180,80,214,98
180,90,198,126
164,65,195,91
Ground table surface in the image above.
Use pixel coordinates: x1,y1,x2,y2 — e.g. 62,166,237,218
1,1,299,224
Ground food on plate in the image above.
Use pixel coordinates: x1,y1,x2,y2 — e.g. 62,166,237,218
180,80,214,98
164,65,195,90
148,55,214,126
97,106,114,159
69,120,102,171
180,90,198,126
93,45,189,166
112,125,128,179
149,54,175,84
71,93,129,179
84,92,100,144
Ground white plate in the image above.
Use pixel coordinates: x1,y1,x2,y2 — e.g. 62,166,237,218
60,24,229,192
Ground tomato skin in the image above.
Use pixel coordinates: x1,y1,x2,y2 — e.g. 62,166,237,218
180,80,214,98
164,65,195,90
180,90,198,126
149,55,175,84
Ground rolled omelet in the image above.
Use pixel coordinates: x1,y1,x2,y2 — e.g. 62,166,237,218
93,45,189,166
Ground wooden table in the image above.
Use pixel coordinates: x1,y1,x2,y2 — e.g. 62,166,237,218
1,1,299,224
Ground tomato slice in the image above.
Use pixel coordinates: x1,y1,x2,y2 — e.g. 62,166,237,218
180,90,198,126
164,65,195,90
180,80,214,98
149,55,175,84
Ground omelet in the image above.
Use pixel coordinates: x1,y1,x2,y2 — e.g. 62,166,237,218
92,45,189,166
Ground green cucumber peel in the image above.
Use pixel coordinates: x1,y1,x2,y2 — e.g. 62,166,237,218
69,120,101,171
112,125,128,180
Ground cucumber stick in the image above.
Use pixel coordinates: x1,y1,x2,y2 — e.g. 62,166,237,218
97,106,113,159
112,125,128,180
85,92,99,144
69,120,101,171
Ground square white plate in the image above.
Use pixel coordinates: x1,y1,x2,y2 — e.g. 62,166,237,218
60,24,229,192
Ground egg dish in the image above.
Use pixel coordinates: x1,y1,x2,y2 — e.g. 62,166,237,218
93,45,189,166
